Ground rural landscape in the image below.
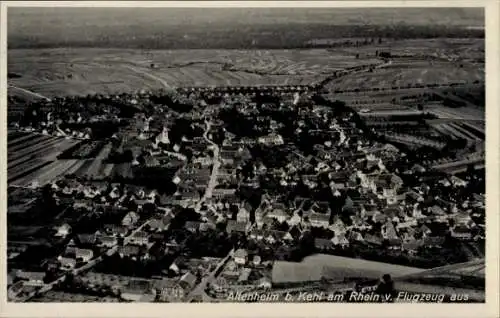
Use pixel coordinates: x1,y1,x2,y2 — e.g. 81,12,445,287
6,7,486,304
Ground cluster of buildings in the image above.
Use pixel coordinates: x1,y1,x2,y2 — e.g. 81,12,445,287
7,86,485,302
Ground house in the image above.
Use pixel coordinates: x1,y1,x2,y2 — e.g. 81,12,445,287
267,205,290,223
348,231,364,242
210,277,229,294
147,214,173,232
75,248,94,262
193,156,212,167
7,271,14,286
212,188,237,200
429,205,446,216
450,176,468,187
396,219,418,231
226,220,247,235
381,221,399,240
98,235,118,248
406,190,424,203
287,212,302,227
287,226,302,241
387,238,403,250
179,272,197,291
361,204,379,219
268,231,291,243
371,210,387,224
200,222,216,232
383,205,402,219
55,223,72,237
401,229,417,243
203,210,218,224
453,212,474,227
159,193,175,207
234,249,249,265
281,231,295,242
402,241,422,256
76,233,97,246
311,201,331,214
237,202,253,223
315,238,334,251
252,255,262,266
249,229,266,241
129,231,150,245
257,277,272,290
109,187,121,199
257,133,284,146
411,164,426,174
58,256,77,270
103,224,128,237
119,245,142,259
168,257,186,275
122,211,140,228
157,279,185,302
364,234,383,246
331,234,350,248
309,213,330,228
423,236,446,248
264,232,279,245
419,224,432,237
16,270,45,286
329,218,347,235
184,221,202,233
121,279,156,302
450,225,472,240
238,268,252,283
373,173,404,203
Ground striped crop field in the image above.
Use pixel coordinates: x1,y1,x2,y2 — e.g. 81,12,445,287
427,106,485,121
326,60,483,91
431,123,484,141
7,131,82,186
12,159,79,187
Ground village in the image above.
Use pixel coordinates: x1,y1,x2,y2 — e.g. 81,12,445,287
7,83,485,303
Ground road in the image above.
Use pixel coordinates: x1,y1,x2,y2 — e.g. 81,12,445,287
186,220,257,302
194,120,221,212
317,60,393,88
185,249,234,302
8,84,52,101
123,65,173,90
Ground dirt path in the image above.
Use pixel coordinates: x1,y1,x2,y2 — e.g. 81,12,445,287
122,65,172,89
8,84,51,101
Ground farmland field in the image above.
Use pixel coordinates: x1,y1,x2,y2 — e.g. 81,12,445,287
8,36,484,98
326,60,483,91
8,48,381,97
272,254,423,284
7,131,83,186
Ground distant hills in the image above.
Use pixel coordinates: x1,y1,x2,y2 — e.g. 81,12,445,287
8,8,484,49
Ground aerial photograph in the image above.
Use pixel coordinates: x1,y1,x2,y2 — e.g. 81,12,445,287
6,7,485,303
